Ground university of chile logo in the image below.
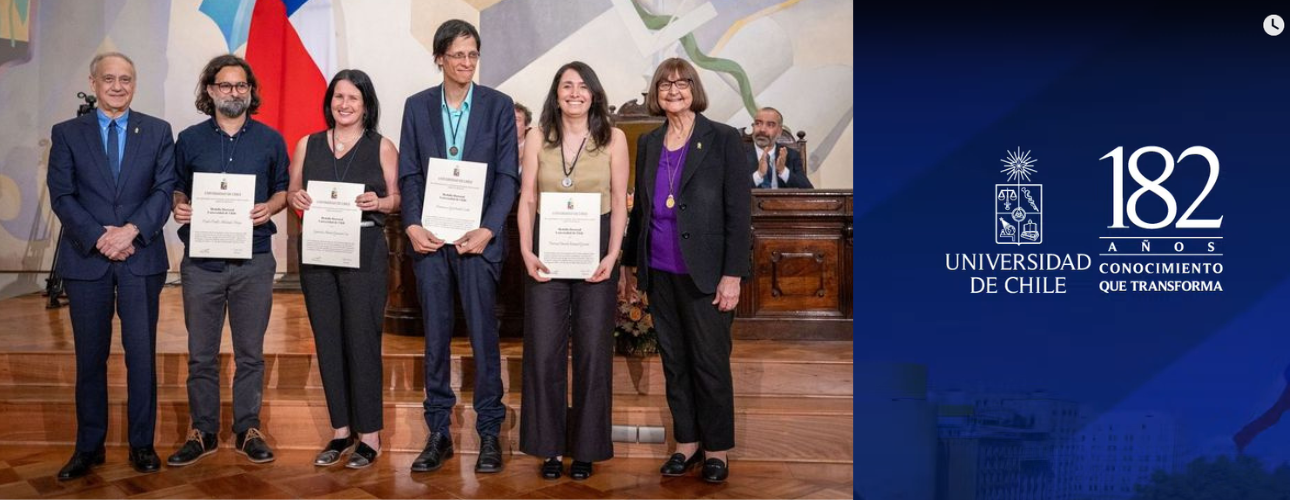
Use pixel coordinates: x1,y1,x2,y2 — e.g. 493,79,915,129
995,148,1043,245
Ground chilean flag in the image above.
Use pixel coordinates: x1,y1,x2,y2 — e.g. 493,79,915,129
201,0,334,156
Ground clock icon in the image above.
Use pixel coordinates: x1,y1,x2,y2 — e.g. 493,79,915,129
1266,15,1284,36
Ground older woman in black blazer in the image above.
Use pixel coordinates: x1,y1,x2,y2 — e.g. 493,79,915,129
621,58,751,484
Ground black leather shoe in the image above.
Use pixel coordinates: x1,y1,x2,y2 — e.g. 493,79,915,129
345,441,380,469
56,448,105,481
570,460,593,480
314,435,355,466
660,450,705,476
129,446,161,474
541,457,562,479
235,428,275,463
475,434,503,473
701,457,729,483
168,429,218,466
410,432,453,472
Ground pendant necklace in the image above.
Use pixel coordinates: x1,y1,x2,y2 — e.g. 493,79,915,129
664,122,693,209
561,135,588,188
443,87,467,156
331,128,363,183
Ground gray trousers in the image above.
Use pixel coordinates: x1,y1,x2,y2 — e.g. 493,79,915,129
180,253,275,435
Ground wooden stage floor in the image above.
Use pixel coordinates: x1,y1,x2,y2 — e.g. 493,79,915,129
0,287,854,499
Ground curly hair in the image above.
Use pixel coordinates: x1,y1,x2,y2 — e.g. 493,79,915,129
194,54,261,117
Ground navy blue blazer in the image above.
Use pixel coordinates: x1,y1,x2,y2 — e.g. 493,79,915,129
47,111,176,280
398,84,519,263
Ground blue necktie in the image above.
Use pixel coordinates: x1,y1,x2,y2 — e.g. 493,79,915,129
107,120,120,183
761,151,776,188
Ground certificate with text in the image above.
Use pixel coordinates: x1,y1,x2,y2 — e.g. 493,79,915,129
189,172,254,259
302,181,364,268
538,192,601,279
421,158,486,242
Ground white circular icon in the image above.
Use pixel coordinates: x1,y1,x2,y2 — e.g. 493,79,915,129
1265,15,1284,36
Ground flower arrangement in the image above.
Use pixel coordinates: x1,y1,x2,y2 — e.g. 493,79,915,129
614,191,658,356
614,290,658,356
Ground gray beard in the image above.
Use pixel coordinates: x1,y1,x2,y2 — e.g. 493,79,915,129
216,98,249,118
753,135,773,148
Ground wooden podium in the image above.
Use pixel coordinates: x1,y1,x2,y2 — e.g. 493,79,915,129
734,189,853,340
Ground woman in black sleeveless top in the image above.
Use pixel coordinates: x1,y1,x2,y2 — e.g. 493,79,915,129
286,69,400,469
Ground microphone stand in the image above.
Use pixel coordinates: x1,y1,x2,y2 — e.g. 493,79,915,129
43,92,97,309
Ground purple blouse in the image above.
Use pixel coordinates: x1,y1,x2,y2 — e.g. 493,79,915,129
650,143,689,274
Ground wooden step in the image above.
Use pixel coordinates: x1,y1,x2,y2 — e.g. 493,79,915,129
0,341,853,398
0,385,852,463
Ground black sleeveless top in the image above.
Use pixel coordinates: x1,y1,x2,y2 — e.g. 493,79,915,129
302,129,388,226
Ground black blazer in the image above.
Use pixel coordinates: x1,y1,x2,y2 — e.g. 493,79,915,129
623,113,751,295
397,84,519,263
747,144,813,189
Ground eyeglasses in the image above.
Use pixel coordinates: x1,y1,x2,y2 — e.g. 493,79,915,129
657,79,693,92
444,52,481,62
212,82,252,94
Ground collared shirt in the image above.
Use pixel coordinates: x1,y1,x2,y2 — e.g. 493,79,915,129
440,83,474,161
96,108,129,167
751,146,791,188
175,117,290,272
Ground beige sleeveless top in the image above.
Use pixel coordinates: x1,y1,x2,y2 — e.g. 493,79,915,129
535,139,612,214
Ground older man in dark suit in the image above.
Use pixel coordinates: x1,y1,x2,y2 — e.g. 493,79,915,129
46,52,176,480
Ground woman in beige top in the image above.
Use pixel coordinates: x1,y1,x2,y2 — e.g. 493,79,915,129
516,61,628,481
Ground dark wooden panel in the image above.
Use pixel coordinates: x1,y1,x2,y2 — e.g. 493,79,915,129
737,190,853,340
752,237,842,317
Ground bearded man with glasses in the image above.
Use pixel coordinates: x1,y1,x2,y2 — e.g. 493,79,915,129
166,54,289,467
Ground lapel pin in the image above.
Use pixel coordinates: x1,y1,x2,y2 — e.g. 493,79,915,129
697,142,702,149
134,127,139,134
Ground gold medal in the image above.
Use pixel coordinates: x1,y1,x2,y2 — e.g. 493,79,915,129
666,194,675,209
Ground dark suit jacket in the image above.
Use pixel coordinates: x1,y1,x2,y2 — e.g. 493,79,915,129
748,144,813,189
398,84,519,263
623,113,751,295
47,111,176,280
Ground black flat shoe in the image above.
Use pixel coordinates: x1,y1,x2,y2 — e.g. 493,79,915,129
57,448,105,481
129,446,161,474
570,460,593,480
701,457,729,483
541,457,562,479
660,450,705,476
346,441,380,469
411,432,453,473
314,436,355,466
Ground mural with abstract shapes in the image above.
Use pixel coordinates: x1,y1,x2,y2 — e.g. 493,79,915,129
0,0,852,297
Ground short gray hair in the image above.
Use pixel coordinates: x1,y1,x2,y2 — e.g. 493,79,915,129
90,52,136,77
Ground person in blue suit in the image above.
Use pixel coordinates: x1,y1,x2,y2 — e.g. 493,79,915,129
46,52,175,480
398,19,519,474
